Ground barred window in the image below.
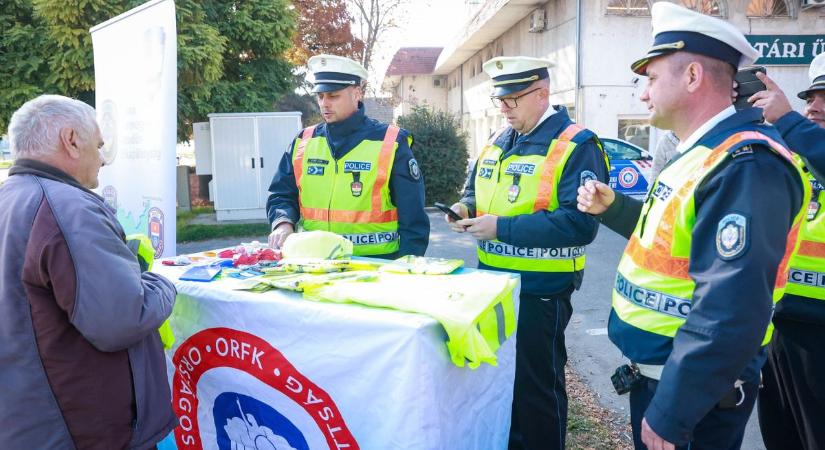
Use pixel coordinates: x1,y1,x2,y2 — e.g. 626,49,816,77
606,0,651,16
679,0,725,16
746,0,790,17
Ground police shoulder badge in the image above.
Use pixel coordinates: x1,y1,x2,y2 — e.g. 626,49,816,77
716,213,748,260
409,158,421,180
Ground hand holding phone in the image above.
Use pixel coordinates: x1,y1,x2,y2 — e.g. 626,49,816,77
434,202,464,222
734,66,767,111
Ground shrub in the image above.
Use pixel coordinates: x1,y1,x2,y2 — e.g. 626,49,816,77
397,107,469,205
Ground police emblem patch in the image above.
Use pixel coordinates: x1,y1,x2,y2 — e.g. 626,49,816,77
409,158,421,180
579,170,597,186
351,180,363,197
716,213,748,260
508,184,521,203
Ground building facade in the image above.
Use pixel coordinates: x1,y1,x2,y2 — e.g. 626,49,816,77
384,0,825,156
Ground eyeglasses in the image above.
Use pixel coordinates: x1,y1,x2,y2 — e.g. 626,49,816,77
491,88,542,109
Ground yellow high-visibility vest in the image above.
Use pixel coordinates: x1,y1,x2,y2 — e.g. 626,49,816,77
293,125,402,256
611,131,809,351
474,124,609,273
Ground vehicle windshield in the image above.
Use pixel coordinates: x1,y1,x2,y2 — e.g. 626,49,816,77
603,139,643,160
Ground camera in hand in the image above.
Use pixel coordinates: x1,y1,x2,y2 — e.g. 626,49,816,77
733,66,767,111
611,363,643,395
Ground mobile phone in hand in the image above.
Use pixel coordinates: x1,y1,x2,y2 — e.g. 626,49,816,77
434,202,463,221
734,66,767,111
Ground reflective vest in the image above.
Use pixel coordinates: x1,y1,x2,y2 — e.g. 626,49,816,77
125,234,175,349
474,124,609,273
303,271,518,369
293,125,400,256
611,132,810,357
785,169,825,300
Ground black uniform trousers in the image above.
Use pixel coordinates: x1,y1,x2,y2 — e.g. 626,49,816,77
629,376,757,450
758,319,825,450
508,291,573,450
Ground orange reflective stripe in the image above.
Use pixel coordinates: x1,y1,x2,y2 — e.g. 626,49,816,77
300,207,398,223
775,223,801,289
626,235,690,279
628,131,798,282
373,125,400,214
534,124,583,212
798,240,825,258
293,125,317,191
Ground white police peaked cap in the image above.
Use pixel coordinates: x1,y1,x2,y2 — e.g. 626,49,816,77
798,52,825,99
631,2,759,75
483,56,553,97
307,54,369,93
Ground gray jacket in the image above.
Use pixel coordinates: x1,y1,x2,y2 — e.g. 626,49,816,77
0,159,177,449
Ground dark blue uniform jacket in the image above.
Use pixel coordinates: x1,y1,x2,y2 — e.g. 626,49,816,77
599,108,805,445
774,110,825,326
266,103,429,258
460,106,609,296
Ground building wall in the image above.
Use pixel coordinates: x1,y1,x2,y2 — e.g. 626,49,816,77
391,74,448,119
582,0,825,150
436,0,824,156
446,0,579,155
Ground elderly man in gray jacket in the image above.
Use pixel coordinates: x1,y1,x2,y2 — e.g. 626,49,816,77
0,95,177,449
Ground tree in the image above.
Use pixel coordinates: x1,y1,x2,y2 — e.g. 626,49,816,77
287,0,363,67
347,0,406,72
396,107,469,204
0,0,296,141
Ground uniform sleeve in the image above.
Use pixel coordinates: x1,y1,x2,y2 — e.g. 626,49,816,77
774,110,825,179
496,139,609,247
459,159,479,217
598,193,644,239
390,132,430,256
266,136,301,229
645,149,804,445
47,202,177,353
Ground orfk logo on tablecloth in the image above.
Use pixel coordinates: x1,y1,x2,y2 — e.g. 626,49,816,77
172,328,357,450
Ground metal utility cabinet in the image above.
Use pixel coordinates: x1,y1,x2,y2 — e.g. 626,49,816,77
196,112,302,221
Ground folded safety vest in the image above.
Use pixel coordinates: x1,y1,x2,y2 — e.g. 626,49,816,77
303,272,517,369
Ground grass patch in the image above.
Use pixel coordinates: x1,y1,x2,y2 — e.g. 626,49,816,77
0,160,12,169
176,206,269,242
177,223,270,242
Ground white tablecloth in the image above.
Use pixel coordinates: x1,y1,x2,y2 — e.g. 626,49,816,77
156,263,519,450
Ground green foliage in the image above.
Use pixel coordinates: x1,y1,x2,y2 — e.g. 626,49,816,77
0,0,297,141
397,106,469,205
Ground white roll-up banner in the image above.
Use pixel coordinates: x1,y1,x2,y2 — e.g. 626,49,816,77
91,0,177,257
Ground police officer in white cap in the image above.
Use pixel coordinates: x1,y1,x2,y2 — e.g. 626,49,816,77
577,3,809,449
266,54,429,258
446,56,609,449
747,52,825,450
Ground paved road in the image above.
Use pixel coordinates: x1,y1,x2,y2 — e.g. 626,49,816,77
179,211,765,448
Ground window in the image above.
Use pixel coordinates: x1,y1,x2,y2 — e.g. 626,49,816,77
606,0,651,16
679,0,724,16
618,119,651,151
746,0,790,17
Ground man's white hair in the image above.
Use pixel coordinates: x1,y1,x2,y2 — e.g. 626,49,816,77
8,94,97,159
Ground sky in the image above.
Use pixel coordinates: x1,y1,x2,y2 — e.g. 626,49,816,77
364,0,468,89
